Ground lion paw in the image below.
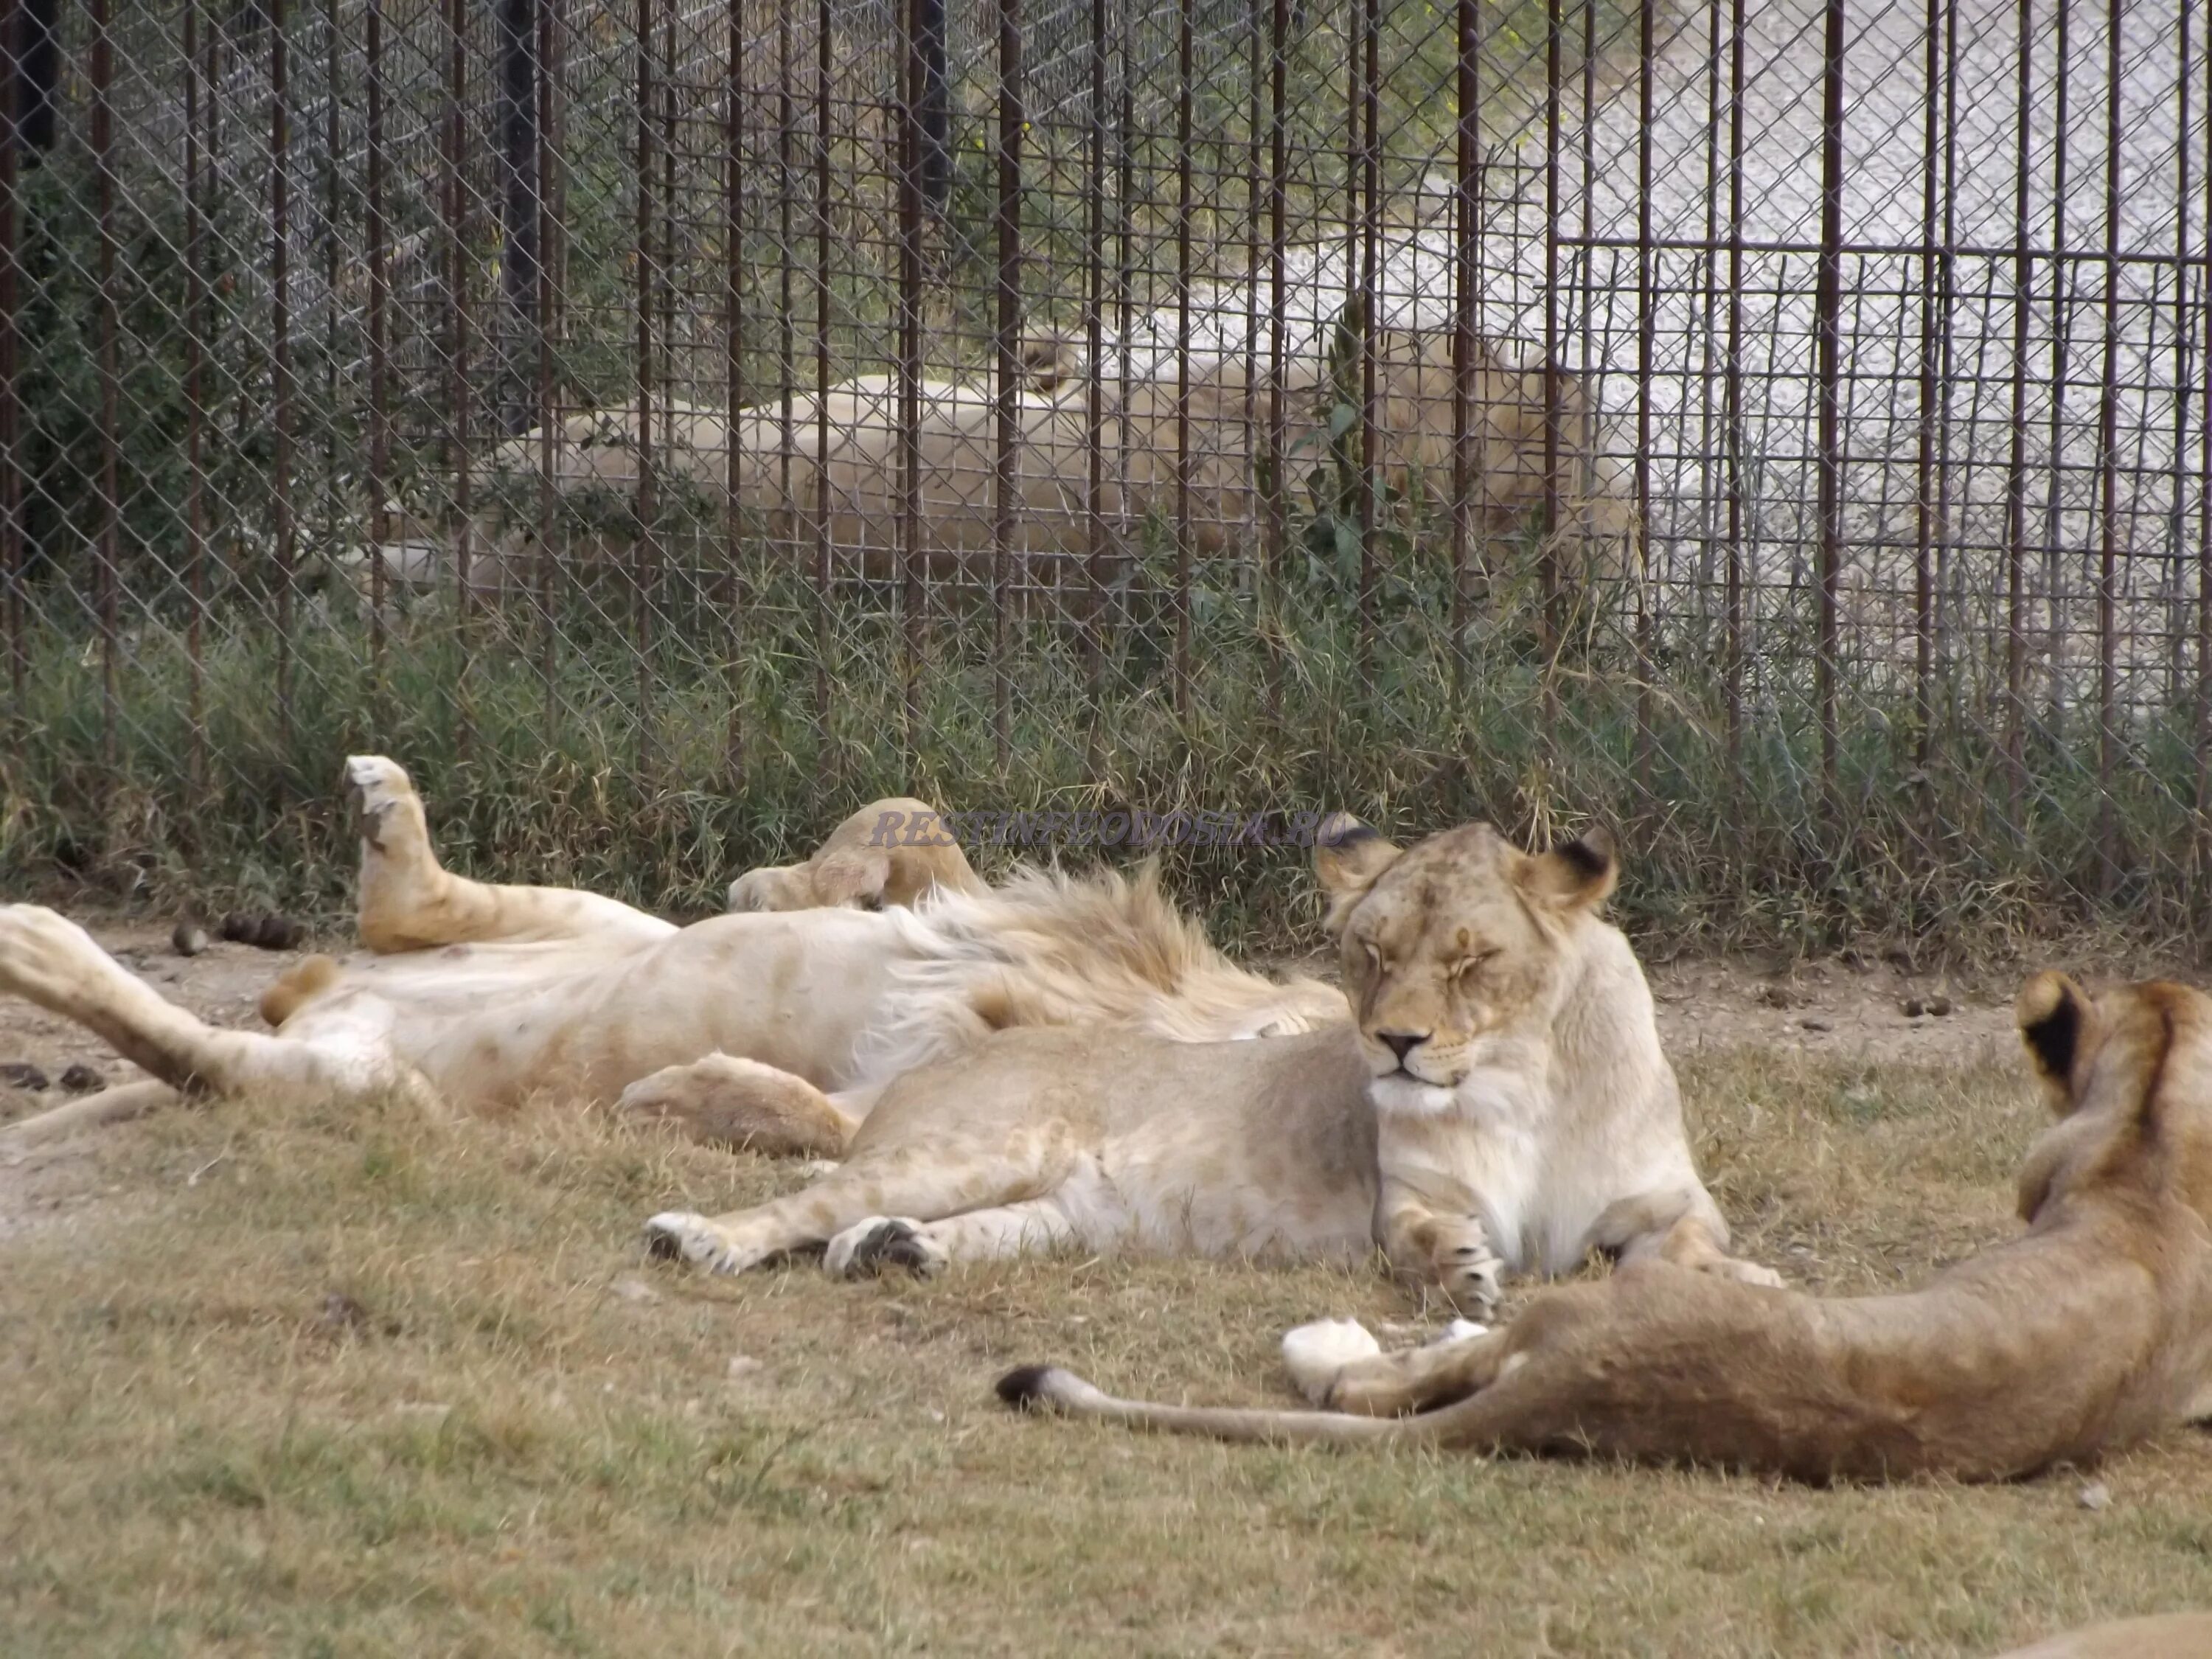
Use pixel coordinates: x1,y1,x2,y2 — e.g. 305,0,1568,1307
1441,1244,1506,1321
641,1211,768,1276
0,905,111,1009
824,1217,947,1280
1280,1318,1382,1405
344,755,420,848
1711,1256,1786,1290
1431,1318,1490,1344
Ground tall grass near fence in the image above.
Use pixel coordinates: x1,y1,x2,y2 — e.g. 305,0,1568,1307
3,548,2198,956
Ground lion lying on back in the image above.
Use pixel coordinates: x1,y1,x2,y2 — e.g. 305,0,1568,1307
999,971,2212,1481
644,816,1773,1312
0,758,1341,1150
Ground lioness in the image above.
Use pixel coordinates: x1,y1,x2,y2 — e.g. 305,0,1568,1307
0,758,1340,1150
998,972,2212,1481
1992,1615,2212,1659
470,311,1626,585
644,817,1773,1310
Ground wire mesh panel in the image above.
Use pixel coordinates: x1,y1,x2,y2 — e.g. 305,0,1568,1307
0,0,2205,945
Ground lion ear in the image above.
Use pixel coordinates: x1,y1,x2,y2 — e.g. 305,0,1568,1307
1517,826,1619,911
810,846,894,909
2017,970,2093,1112
1313,813,1402,933
727,864,798,912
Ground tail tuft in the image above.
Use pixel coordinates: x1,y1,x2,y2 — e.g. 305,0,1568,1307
995,1365,1062,1411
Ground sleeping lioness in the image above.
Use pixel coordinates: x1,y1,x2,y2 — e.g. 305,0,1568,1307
998,971,2212,1482
0,758,1341,1150
644,816,1775,1310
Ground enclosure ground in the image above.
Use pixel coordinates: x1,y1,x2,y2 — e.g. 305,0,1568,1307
2,925,2208,1657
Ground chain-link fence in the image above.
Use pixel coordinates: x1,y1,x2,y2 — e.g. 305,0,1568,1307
0,0,2205,947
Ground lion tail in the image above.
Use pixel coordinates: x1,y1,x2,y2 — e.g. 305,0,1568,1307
993,1365,1461,1448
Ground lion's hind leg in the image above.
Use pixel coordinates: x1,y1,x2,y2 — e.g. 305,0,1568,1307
617,1054,862,1158
1281,1317,1515,1416
1586,1185,1784,1290
0,904,425,1115
2,1079,179,1149
347,754,670,951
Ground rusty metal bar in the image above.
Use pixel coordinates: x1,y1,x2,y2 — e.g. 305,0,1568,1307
1815,0,1846,794
658,0,675,590
1632,0,1656,767
633,0,658,732
1357,0,1378,681
2093,0,2124,891
1083,0,1106,695
813,0,832,765
537,0,559,717
898,0,925,740
272,0,295,741
1540,0,1562,673
2194,0,2212,898
776,4,793,509
1242,0,1260,564
498,0,540,438
1450,0,1478,671
1913,0,1940,759
992,0,1022,768
2197,0,2212,895
2004,0,2031,793
1935,0,1956,751
1724,0,1746,761
723,0,746,778
1265,0,1287,681
1174,0,1193,714
0,0,18,711
321,0,338,535
2043,0,2072,723
445,0,472,627
185,0,207,793
366,0,389,684
91,0,117,765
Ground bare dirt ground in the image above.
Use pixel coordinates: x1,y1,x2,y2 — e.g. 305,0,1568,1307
4,917,2208,1656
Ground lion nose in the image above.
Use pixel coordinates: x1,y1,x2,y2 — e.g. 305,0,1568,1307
1379,1031,1427,1064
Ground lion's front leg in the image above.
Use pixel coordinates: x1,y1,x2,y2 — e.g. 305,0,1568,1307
617,1054,862,1158
1378,1186,1508,1320
644,1143,1068,1276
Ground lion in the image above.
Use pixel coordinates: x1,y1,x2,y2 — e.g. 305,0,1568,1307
995,971,2212,1483
641,815,1773,1312
466,308,1627,589
0,757,1342,1153
723,797,987,914
1991,1615,2212,1659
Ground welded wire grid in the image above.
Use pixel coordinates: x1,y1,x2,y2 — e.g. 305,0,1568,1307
0,0,2207,940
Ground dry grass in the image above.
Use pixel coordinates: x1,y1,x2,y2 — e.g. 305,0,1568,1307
4,1047,2211,1658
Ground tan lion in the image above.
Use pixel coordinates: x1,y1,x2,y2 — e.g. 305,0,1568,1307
642,816,1773,1311
996,972,2212,1483
465,319,1626,590
0,758,1341,1152
1990,1615,2212,1659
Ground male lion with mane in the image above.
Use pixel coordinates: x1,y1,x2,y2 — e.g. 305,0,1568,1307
0,757,1341,1150
644,815,1775,1307
998,972,2212,1482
